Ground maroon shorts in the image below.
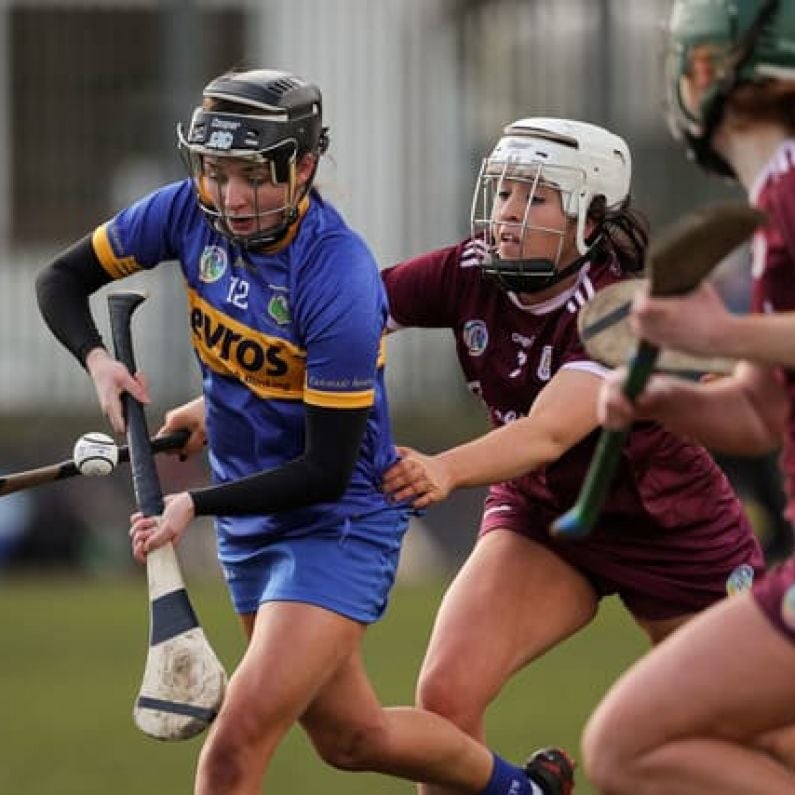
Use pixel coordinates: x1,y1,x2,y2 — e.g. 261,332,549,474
752,555,795,645
481,481,765,621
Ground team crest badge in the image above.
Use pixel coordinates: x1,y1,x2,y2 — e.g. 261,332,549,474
726,564,755,597
199,246,228,283
267,293,291,326
463,320,488,356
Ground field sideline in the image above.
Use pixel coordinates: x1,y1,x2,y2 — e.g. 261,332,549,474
0,575,646,794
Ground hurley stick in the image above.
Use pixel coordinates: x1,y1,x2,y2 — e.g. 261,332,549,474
578,279,736,375
0,431,189,498
108,290,227,741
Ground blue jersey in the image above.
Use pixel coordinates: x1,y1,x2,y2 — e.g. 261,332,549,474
91,180,398,550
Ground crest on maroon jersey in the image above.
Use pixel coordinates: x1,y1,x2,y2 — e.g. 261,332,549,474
462,319,489,356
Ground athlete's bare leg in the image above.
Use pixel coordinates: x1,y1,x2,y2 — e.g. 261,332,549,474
582,593,795,794
195,601,365,794
198,600,502,794
301,646,497,788
416,530,600,795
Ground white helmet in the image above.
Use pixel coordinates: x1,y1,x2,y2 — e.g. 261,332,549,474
471,118,632,292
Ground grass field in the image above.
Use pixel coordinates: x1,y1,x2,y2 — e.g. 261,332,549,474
0,574,647,794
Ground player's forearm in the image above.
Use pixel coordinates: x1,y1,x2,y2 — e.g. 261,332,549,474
437,421,569,489
724,313,795,368
190,405,369,516
644,376,784,455
190,455,346,516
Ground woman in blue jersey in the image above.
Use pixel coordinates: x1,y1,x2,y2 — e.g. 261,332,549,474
35,69,568,795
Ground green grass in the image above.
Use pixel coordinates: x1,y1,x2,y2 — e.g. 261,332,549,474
0,575,646,794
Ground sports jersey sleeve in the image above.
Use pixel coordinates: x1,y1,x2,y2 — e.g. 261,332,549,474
558,268,614,378
382,242,470,329
294,233,387,410
37,181,196,366
559,314,610,378
91,181,195,279
554,323,603,382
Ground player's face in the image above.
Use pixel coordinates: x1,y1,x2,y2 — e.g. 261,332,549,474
201,156,290,237
674,42,727,123
492,179,579,268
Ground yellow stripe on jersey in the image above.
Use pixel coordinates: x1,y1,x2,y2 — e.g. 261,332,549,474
188,288,307,400
377,335,386,368
92,224,144,279
305,387,375,409
304,335,385,409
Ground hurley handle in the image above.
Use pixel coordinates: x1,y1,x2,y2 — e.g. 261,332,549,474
551,341,658,538
107,291,163,517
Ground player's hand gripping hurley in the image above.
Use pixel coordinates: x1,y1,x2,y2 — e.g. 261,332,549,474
552,203,765,539
108,290,227,741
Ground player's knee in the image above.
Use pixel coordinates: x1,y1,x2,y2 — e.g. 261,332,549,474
416,664,472,727
311,720,390,771
198,709,272,788
581,713,630,794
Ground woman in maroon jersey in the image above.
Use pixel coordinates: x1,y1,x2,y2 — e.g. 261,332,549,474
580,2,795,794
380,116,764,795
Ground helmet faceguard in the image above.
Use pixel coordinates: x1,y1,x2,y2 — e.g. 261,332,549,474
665,0,795,177
177,69,329,248
471,118,631,294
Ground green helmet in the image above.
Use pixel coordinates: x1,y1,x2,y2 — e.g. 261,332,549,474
666,0,795,176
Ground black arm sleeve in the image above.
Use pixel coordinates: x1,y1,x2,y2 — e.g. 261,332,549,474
189,404,371,517
35,235,114,367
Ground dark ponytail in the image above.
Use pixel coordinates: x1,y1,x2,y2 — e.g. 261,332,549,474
588,196,649,274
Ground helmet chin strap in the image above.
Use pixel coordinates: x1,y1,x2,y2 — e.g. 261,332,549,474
485,252,591,294
217,212,297,250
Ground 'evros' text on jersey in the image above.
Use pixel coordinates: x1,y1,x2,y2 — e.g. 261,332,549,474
188,287,306,400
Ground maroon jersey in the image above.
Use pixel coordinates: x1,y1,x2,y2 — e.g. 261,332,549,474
384,241,763,619
384,240,742,525
385,239,611,427
750,139,795,522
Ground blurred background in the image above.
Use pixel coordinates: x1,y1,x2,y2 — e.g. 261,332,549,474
0,1,790,793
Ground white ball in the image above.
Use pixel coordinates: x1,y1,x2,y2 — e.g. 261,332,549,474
73,432,119,477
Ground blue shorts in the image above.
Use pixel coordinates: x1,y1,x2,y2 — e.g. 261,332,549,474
219,507,411,624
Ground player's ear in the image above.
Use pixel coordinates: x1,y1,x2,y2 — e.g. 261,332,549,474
296,152,317,186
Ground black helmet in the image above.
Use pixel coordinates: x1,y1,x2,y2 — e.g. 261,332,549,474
178,69,329,247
